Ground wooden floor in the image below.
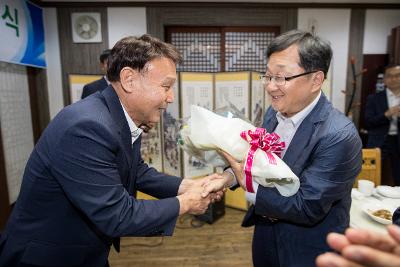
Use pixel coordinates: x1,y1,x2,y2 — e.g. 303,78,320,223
109,207,253,267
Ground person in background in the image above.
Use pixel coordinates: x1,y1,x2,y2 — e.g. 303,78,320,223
81,49,111,99
219,29,362,267
365,65,400,185
0,35,225,267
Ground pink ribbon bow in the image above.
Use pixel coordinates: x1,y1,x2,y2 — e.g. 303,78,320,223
240,128,285,193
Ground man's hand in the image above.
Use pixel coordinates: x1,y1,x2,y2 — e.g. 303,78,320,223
178,173,225,196
385,105,400,118
316,225,400,267
218,150,246,189
200,173,229,199
176,183,211,215
176,173,227,215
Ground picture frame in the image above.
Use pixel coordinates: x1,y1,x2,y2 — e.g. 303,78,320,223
250,72,265,127
180,72,214,178
140,123,163,171
68,74,102,103
161,76,182,177
214,71,251,119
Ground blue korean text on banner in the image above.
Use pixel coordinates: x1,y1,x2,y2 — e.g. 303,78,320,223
0,0,46,68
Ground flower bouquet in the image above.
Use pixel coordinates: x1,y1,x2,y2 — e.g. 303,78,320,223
178,105,300,197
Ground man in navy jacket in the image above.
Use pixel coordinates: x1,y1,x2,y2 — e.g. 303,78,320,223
365,65,400,185
81,49,110,99
221,30,362,267
0,35,224,267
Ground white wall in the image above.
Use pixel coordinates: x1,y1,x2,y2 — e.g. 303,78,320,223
363,9,400,54
107,7,147,48
298,9,351,112
44,8,64,119
42,7,147,119
0,62,34,203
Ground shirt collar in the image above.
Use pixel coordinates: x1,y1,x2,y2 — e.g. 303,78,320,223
276,91,321,127
119,100,143,141
104,75,110,85
387,88,399,98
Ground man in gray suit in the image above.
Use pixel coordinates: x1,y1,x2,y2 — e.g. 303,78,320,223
0,35,224,267
220,30,362,267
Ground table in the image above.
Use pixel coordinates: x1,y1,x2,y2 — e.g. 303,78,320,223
350,188,400,234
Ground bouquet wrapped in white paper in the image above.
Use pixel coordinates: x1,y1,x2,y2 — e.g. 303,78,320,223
179,105,300,197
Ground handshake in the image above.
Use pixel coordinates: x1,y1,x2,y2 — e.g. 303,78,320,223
176,172,234,215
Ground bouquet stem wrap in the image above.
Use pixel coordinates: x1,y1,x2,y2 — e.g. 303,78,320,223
240,129,285,193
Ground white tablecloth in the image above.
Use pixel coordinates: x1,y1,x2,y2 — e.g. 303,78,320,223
350,188,400,234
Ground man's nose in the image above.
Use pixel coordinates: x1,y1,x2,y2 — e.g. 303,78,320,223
166,88,174,103
266,81,279,93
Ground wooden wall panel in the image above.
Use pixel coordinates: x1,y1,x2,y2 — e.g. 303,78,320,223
57,7,109,105
147,7,297,41
389,26,400,65
345,9,365,129
27,67,50,143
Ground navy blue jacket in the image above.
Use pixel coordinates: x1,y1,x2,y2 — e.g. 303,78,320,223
81,77,108,99
0,86,181,267
365,89,392,148
243,94,362,267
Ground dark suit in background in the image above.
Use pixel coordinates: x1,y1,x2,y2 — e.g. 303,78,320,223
243,94,362,267
0,86,181,267
81,76,108,99
365,89,400,185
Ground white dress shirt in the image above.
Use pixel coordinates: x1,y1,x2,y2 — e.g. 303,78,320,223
104,75,110,85
120,101,143,144
245,91,322,204
386,88,400,136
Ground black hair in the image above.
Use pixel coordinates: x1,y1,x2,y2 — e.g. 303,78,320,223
99,49,111,64
267,29,332,78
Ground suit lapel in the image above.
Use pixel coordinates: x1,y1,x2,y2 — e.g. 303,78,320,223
101,85,134,171
283,119,316,168
262,107,278,132
283,94,329,168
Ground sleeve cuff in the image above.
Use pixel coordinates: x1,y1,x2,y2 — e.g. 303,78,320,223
245,182,259,204
224,168,238,188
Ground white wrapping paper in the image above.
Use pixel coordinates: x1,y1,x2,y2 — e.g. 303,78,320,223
188,105,300,197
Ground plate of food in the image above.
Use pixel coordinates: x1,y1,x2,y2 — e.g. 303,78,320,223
362,202,395,225
376,186,400,199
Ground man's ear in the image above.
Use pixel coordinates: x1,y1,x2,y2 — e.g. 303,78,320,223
311,71,325,92
120,67,139,93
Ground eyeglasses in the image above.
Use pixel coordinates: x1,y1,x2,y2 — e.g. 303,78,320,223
260,71,319,86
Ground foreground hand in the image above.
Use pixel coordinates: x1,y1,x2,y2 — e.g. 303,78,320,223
218,150,245,189
316,225,400,267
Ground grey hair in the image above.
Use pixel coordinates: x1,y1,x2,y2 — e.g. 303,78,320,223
267,29,332,78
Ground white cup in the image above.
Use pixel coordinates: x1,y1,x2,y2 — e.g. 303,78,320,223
358,179,375,196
